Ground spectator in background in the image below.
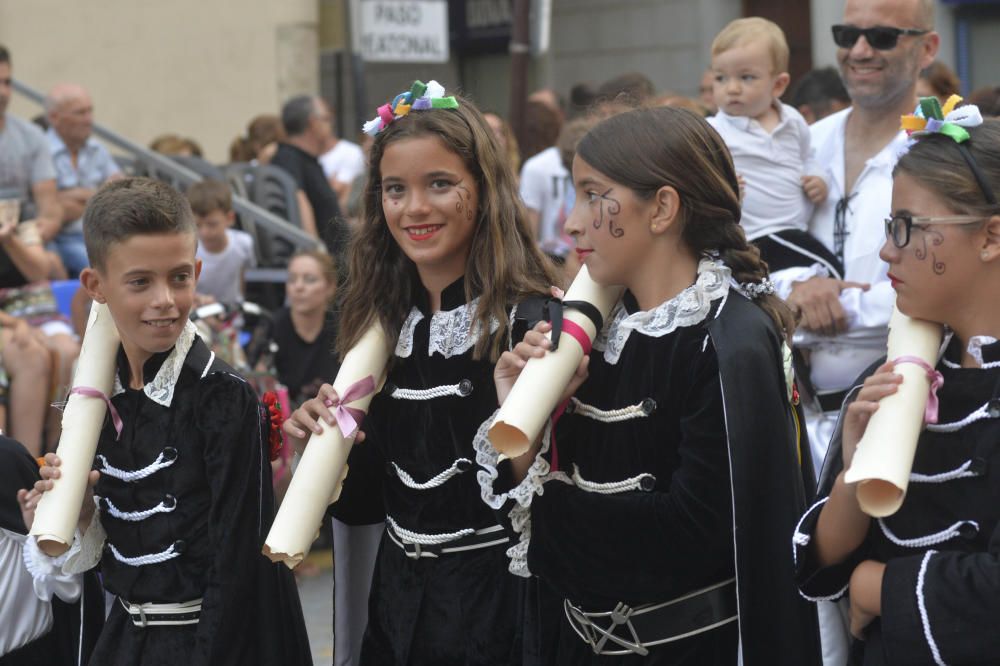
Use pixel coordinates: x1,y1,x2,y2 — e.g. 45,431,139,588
44,82,122,277
969,84,1000,117
528,87,565,124
149,133,203,157
519,100,570,255
188,179,255,304
699,68,719,114
789,66,852,124
567,82,599,119
483,112,520,181
651,91,712,116
318,107,366,213
520,99,562,162
0,47,62,249
597,71,655,105
917,59,961,105
229,114,285,165
271,95,348,261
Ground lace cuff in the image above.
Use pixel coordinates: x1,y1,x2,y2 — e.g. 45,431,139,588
22,531,83,604
474,409,571,577
57,498,107,576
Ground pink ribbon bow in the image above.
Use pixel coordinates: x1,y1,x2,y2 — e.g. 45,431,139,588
332,375,376,438
69,386,124,440
892,355,945,424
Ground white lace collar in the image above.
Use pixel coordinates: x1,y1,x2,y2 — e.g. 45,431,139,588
394,297,500,359
112,321,198,407
593,258,731,365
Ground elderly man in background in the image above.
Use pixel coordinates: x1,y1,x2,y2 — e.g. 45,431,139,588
45,83,122,277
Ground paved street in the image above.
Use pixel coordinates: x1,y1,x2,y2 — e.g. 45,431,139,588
296,548,335,665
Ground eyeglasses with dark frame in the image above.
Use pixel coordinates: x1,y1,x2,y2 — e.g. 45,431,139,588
884,213,984,248
832,24,928,50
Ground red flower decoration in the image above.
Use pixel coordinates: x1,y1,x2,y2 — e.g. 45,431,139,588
262,391,286,461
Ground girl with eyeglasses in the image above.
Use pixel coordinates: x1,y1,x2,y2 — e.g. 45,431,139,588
794,103,1000,665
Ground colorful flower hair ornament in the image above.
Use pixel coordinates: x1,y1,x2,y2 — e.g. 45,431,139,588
262,391,286,462
901,94,983,143
362,80,459,136
901,95,997,206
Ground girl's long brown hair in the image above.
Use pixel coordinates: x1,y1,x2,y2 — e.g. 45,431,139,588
337,93,558,362
575,106,795,341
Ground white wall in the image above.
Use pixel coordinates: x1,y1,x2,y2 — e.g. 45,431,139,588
0,0,320,163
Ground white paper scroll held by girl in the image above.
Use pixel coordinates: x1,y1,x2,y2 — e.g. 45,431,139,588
488,265,624,458
844,306,944,517
30,304,121,556
264,323,390,568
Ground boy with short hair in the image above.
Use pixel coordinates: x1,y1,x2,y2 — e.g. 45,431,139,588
19,178,312,665
708,17,843,277
187,179,256,303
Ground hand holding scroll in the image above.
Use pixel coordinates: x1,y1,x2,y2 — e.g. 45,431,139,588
18,453,100,534
283,384,367,454
840,361,902,470
494,320,590,408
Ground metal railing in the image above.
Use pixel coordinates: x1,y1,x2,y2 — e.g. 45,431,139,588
12,79,320,263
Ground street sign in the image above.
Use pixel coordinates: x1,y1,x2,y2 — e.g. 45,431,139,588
355,0,449,63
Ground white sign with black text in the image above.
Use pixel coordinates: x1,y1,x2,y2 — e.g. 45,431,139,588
355,0,449,63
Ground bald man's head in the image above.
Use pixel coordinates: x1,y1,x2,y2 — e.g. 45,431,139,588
46,83,94,150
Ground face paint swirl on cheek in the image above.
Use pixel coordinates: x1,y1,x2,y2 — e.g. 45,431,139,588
455,182,475,221
914,229,947,275
591,188,624,238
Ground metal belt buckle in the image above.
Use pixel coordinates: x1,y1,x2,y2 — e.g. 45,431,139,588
565,600,649,656
137,605,148,628
403,541,440,559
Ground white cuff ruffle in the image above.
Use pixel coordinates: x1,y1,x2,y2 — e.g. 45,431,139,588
474,409,571,577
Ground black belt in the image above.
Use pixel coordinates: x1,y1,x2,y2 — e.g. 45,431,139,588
815,389,849,413
564,578,738,656
385,523,509,559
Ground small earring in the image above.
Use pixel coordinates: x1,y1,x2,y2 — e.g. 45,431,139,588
983,250,991,260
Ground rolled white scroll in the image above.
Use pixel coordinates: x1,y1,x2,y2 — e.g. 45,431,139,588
488,265,624,458
264,323,391,568
30,303,121,556
844,306,944,517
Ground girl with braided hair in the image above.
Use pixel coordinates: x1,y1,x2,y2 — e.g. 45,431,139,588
477,105,820,665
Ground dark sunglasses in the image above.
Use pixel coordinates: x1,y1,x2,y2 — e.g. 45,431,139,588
884,213,983,248
832,24,928,50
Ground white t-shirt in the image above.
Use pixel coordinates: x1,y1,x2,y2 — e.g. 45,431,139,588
196,229,257,303
319,140,366,184
708,102,822,240
519,146,573,256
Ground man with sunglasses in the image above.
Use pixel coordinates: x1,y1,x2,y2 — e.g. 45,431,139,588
772,1,939,664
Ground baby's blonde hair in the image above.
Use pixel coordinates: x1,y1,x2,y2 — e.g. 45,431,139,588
711,17,789,74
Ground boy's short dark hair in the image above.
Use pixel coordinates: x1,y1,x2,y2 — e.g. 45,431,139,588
83,177,196,271
0,45,10,65
186,179,233,216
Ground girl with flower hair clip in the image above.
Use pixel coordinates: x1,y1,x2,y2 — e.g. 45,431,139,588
794,96,1000,664
477,105,820,664
284,81,558,665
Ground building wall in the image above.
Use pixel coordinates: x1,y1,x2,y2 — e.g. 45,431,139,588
0,0,319,163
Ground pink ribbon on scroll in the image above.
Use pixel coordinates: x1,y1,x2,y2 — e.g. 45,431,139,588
892,355,945,424
548,319,594,472
69,386,124,440
332,375,376,439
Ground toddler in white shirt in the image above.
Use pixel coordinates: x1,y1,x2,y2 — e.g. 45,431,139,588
708,17,843,278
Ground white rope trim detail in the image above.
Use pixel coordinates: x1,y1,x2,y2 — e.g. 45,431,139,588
103,498,176,522
910,460,977,483
792,497,829,567
569,398,650,423
798,584,849,603
878,519,977,549
390,383,464,401
391,458,471,490
95,452,176,482
917,550,948,666
386,515,474,545
570,464,654,494
109,542,181,566
926,402,997,432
